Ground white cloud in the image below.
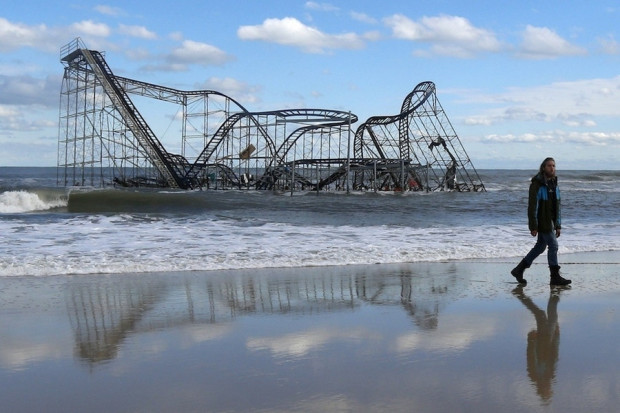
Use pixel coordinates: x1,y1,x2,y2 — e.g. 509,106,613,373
167,40,233,67
0,106,19,117
118,24,157,40
482,133,548,143
94,5,125,17
0,17,113,54
383,14,501,58
477,107,551,124
597,34,620,55
141,62,186,72
0,102,56,133
0,17,50,52
464,116,493,126
198,77,261,104
142,40,233,71
238,17,366,53
70,20,111,37
350,11,378,25
0,74,61,107
563,131,620,145
304,1,339,12
460,76,620,161
466,109,596,128
517,25,587,59
557,113,597,127
481,130,620,146
462,76,620,125
124,47,151,61
168,31,184,42
0,62,40,77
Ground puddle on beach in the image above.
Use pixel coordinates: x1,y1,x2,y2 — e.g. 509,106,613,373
1,257,619,412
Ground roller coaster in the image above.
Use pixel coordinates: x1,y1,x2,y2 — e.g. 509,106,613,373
58,38,485,192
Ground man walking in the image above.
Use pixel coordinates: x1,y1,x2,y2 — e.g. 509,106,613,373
511,157,572,286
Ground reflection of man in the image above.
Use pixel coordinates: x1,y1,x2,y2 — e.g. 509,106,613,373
512,286,566,403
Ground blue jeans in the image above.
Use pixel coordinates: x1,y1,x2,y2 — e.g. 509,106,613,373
524,231,559,267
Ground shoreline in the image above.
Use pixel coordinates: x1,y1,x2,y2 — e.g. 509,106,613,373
1,250,617,279
1,251,619,412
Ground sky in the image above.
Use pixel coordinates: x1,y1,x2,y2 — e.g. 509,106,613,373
1,0,619,169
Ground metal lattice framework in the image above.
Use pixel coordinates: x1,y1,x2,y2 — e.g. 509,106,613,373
353,81,484,191
57,38,484,192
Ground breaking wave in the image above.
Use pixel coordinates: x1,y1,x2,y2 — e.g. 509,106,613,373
0,190,68,213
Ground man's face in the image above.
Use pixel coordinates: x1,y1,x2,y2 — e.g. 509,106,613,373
543,160,556,178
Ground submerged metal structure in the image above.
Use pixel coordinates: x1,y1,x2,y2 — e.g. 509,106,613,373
58,38,484,192
353,82,483,192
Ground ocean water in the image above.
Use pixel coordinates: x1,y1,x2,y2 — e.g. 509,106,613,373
0,167,618,277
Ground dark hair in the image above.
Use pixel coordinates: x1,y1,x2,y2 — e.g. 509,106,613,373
539,157,555,174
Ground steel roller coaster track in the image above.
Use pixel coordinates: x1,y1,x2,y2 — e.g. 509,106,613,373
58,38,484,192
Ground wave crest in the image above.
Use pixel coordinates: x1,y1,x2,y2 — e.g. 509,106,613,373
0,190,67,213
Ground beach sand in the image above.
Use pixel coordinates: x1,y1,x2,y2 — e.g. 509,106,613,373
1,251,619,412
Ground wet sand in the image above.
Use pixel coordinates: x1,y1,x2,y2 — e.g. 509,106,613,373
1,251,619,412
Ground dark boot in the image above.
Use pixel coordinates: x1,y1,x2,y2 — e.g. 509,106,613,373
511,259,529,284
550,265,571,286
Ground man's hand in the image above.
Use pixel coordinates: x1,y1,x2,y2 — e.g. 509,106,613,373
531,230,538,237
556,228,561,238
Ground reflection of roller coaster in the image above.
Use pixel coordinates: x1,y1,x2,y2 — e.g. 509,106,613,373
66,267,461,365
58,38,484,192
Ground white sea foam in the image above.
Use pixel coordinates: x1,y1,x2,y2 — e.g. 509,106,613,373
1,169,618,277
0,191,67,213
0,215,617,277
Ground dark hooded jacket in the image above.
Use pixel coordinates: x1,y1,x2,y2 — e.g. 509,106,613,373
528,173,561,233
